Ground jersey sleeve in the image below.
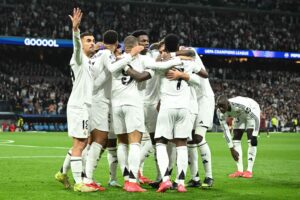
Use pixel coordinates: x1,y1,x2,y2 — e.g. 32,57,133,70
144,56,182,70
71,31,83,66
106,53,133,74
217,109,234,148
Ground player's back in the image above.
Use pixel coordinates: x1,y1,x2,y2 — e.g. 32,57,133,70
91,49,114,103
159,60,195,109
111,53,144,108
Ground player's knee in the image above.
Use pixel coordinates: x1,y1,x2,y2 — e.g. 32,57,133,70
194,134,203,144
251,136,258,146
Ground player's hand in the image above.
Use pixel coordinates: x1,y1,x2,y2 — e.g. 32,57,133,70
69,8,83,32
165,68,182,80
94,42,104,51
230,148,239,161
178,55,194,61
130,45,144,57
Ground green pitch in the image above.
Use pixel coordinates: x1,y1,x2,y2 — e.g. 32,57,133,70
0,132,299,200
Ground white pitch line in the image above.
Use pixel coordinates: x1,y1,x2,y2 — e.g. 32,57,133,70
0,144,69,150
0,155,66,159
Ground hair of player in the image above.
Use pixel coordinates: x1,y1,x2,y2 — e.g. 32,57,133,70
149,42,159,50
124,35,138,49
217,95,228,105
164,34,179,52
80,31,93,39
103,30,118,45
131,30,148,38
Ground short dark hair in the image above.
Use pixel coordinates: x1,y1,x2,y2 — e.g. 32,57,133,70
124,35,138,49
103,30,118,45
164,34,179,52
217,95,228,105
80,31,93,39
131,30,148,38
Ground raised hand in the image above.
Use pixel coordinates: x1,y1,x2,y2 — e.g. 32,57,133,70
68,8,83,32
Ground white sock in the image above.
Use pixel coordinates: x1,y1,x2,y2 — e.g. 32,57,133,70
107,147,118,181
128,143,141,183
199,142,213,178
139,140,153,172
176,146,188,185
117,143,129,181
81,144,90,173
70,156,83,184
60,148,72,174
233,140,243,172
84,142,102,183
188,144,199,181
156,143,170,182
154,146,162,181
247,140,257,172
167,142,176,176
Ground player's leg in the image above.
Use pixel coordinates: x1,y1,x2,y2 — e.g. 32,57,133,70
55,148,72,188
67,106,98,192
187,137,200,187
155,108,174,192
195,126,213,187
83,129,107,190
107,133,121,187
172,108,193,193
243,128,257,178
138,133,153,184
229,128,244,178
123,105,146,192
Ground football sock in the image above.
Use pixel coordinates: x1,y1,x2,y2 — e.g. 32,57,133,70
117,143,129,181
247,140,257,172
81,144,90,173
156,143,170,182
139,140,153,173
188,144,199,181
233,140,243,172
84,142,102,183
70,156,83,183
176,146,188,185
128,143,141,183
107,147,118,181
154,146,162,181
199,142,213,178
60,148,72,174
167,142,176,173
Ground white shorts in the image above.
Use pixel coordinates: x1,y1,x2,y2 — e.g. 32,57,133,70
195,95,215,129
67,105,90,139
90,101,111,132
144,104,158,133
155,108,192,140
233,104,260,136
112,105,145,134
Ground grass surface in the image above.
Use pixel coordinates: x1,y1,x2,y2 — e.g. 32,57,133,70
0,132,299,200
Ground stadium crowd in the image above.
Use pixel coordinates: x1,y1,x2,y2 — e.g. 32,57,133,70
1,0,299,51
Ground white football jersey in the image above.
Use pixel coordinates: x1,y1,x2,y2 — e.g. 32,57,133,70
217,96,260,148
159,60,201,109
67,31,94,107
189,48,214,98
143,50,160,105
111,53,154,108
91,49,115,103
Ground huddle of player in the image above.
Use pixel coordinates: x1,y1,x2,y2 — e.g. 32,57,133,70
55,8,261,193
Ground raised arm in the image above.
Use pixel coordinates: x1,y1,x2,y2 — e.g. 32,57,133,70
69,8,83,65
